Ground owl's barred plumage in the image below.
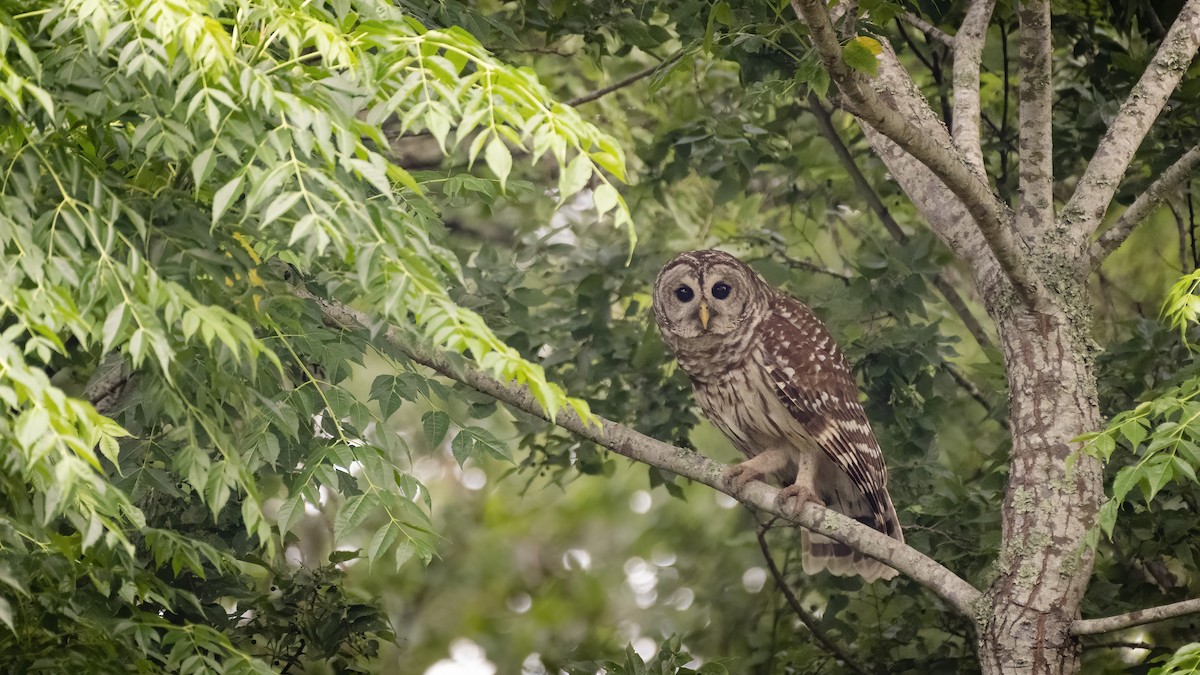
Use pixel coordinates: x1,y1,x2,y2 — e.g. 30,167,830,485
652,250,903,582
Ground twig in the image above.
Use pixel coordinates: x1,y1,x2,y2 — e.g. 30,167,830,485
1072,597,1200,635
1082,641,1157,651
945,363,1007,429
295,285,984,618
1061,0,1200,250
566,51,685,107
756,524,872,675
1089,145,1200,267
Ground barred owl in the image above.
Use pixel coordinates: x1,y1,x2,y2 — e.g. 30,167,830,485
652,250,903,582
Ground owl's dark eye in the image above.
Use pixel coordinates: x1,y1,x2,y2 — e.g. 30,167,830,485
712,282,731,300
675,285,694,302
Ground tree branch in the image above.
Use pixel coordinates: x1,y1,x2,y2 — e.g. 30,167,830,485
791,0,1041,309
1088,144,1200,267
898,11,954,48
951,0,996,175
1072,597,1200,635
756,525,871,675
1061,0,1200,251
566,52,685,107
806,96,998,354
1015,0,1054,239
294,286,984,618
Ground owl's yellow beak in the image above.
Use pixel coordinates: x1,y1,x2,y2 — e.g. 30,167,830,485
698,299,710,331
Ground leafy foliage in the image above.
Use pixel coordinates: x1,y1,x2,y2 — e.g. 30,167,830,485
0,0,629,669
1149,643,1200,675
2,0,1199,672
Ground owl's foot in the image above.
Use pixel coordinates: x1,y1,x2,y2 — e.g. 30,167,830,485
722,463,766,499
776,483,823,520
721,450,790,499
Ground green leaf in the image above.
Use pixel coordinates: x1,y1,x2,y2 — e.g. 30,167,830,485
463,426,511,462
334,494,376,540
1119,419,1148,448
450,432,475,466
1172,454,1198,483
277,494,305,537
1111,465,1139,502
842,37,880,76
1142,456,1174,502
484,137,512,191
101,303,128,353
329,549,361,564
1089,433,1116,461
192,146,215,187
0,596,14,634
14,407,49,451
212,175,243,224
370,375,406,419
558,153,592,202
421,410,450,448
261,190,302,228
367,522,400,569
593,183,619,215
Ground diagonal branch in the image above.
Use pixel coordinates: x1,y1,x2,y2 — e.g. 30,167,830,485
899,11,954,47
1088,144,1200,267
566,51,685,107
791,0,1041,309
1061,0,1200,250
951,0,996,175
295,286,984,618
1072,597,1200,635
1015,0,1054,239
756,525,872,675
805,95,997,354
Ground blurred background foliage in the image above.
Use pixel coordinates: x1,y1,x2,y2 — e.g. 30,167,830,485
1,0,1199,673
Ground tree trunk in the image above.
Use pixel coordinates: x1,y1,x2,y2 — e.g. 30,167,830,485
977,295,1105,674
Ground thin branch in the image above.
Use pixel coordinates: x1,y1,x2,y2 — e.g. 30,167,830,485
791,0,1041,309
1089,145,1200,267
805,96,998,354
1072,597,1200,635
1061,0,1200,250
951,0,996,175
295,286,984,618
1081,641,1156,651
756,525,871,675
898,11,954,47
997,19,1012,200
1171,201,1191,273
895,19,938,73
945,363,1007,429
566,52,685,107
1015,0,1055,239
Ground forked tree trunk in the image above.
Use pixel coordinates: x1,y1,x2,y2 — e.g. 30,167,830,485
977,292,1105,674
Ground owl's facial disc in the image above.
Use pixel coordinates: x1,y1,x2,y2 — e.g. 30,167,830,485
654,256,752,339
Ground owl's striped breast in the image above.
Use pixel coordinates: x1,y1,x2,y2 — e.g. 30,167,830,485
691,342,820,463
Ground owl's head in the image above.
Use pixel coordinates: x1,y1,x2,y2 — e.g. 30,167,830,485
652,250,768,341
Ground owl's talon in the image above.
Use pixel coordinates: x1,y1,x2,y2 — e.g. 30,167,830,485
776,483,822,519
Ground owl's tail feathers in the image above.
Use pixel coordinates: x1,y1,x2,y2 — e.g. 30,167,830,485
801,490,904,583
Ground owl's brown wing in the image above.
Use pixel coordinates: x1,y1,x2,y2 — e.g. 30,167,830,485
758,293,897,534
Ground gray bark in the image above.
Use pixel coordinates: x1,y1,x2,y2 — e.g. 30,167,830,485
976,294,1104,675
